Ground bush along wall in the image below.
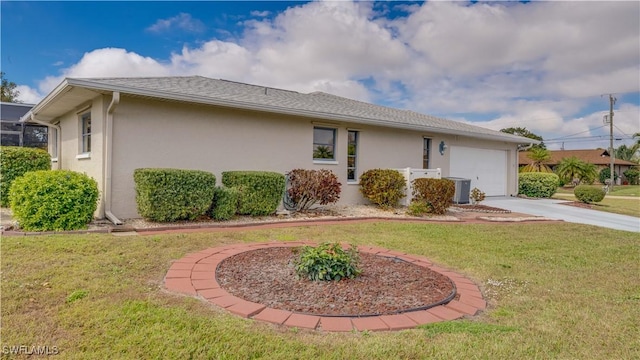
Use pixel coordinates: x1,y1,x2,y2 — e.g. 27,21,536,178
208,186,240,221
359,169,406,209
134,168,216,222
0,146,51,207
411,178,455,215
222,171,285,216
9,170,98,231
518,172,559,198
286,169,341,211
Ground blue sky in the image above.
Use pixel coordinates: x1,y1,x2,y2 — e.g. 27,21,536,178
2,1,639,150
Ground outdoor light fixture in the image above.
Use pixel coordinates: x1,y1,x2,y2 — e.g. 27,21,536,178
439,141,447,155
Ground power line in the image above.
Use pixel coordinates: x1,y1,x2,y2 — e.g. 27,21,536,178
545,125,607,141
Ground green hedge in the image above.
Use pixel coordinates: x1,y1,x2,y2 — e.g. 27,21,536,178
518,172,559,198
0,146,51,207
359,169,406,209
411,178,455,215
574,185,605,204
221,171,285,216
9,170,98,231
208,187,240,221
134,168,216,222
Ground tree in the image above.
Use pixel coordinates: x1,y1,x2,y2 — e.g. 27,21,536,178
555,157,598,185
614,145,639,162
500,127,546,151
1,72,21,103
520,147,553,173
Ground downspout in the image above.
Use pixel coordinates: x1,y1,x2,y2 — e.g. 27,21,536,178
105,92,123,225
27,113,61,170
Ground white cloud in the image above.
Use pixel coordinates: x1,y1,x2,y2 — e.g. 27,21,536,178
15,85,43,104
18,1,640,150
250,10,270,17
38,48,170,94
146,13,205,33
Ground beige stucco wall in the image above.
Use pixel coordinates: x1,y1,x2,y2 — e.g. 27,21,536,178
56,97,106,217
53,94,519,219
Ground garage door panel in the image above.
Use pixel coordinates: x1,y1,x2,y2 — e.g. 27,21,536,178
450,146,506,196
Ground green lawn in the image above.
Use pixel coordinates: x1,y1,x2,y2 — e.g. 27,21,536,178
2,223,639,359
556,184,640,197
553,186,640,217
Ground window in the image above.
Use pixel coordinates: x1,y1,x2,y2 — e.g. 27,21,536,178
313,127,336,160
81,112,91,153
423,138,431,169
347,130,358,181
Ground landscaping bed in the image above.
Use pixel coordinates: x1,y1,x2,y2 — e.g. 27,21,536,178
216,247,455,316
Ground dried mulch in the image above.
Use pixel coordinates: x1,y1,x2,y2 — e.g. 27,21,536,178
451,204,512,213
216,247,455,316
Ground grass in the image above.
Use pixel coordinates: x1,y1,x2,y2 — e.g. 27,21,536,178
556,184,640,197
2,223,639,359
555,184,639,217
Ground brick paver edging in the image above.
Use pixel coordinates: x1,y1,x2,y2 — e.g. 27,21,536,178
164,242,487,332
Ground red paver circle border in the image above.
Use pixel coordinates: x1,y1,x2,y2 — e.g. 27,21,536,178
164,241,486,332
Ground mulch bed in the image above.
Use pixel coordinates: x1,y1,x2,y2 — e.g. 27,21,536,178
451,204,512,213
216,247,455,316
559,201,593,209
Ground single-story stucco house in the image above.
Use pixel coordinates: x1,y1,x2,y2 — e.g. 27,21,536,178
518,149,638,184
21,76,535,223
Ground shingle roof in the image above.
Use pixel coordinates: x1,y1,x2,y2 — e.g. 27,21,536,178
518,149,638,166
61,76,534,143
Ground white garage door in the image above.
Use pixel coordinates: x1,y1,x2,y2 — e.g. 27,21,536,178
450,146,507,196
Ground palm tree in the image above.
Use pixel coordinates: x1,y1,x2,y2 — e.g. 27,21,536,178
615,145,636,162
555,156,596,185
520,148,553,173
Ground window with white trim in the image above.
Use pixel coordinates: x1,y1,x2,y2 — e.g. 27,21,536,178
80,112,91,153
347,130,358,181
313,127,336,161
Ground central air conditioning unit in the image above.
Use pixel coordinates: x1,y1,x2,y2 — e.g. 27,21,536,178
445,177,471,204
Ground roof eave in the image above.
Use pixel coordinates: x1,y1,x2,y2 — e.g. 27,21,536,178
19,79,73,123
32,78,538,144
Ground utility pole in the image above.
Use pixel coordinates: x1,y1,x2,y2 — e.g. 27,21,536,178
608,94,616,190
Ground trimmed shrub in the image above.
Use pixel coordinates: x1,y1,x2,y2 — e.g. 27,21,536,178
407,200,431,216
134,168,216,222
411,178,455,215
295,242,361,281
9,170,98,231
359,169,406,209
574,185,605,204
623,168,639,185
286,169,341,211
222,171,285,216
0,146,51,207
208,187,240,221
599,168,619,184
470,187,486,204
518,172,559,198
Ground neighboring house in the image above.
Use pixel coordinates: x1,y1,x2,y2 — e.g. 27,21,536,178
518,149,638,183
1,102,48,149
21,76,535,222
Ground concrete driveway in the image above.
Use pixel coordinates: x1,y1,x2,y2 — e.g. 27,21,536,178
483,197,640,233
